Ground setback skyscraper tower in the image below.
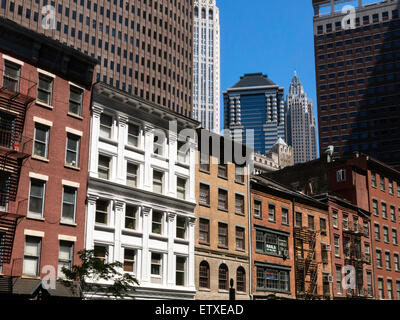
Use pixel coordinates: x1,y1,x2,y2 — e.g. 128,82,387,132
0,0,194,117
192,0,220,133
286,71,318,164
313,0,400,169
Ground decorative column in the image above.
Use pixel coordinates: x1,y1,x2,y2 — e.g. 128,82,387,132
143,124,154,192
141,206,152,283
188,140,197,204
168,133,177,198
85,194,99,250
187,217,196,289
116,114,129,184
89,105,103,177
167,212,176,287
113,201,125,263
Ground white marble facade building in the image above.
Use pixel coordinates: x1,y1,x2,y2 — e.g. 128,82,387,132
85,83,199,299
193,0,221,133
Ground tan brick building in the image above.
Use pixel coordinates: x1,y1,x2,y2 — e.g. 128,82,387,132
194,131,252,300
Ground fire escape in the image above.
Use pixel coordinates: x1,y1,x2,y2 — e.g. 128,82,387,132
0,66,35,275
294,226,322,300
342,223,368,298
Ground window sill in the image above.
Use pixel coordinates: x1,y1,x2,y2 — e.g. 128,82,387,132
218,208,229,213
64,164,81,171
199,169,210,175
67,112,83,120
99,136,118,146
125,144,144,154
235,181,245,185
218,245,229,250
198,242,210,246
175,238,189,245
31,155,49,163
21,275,41,280
198,288,211,292
94,224,115,232
151,153,168,162
217,175,228,181
149,233,168,241
176,161,190,169
236,248,246,253
26,216,45,222
235,212,245,217
60,221,77,227
218,290,229,294
199,203,210,208
36,100,53,110
122,228,142,236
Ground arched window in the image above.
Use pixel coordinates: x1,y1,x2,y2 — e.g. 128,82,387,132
237,267,246,292
209,9,213,20
201,8,206,19
199,261,210,288
218,264,229,290
194,6,199,18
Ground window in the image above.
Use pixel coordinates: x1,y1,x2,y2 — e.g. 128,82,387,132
236,227,245,251
94,245,107,264
176,216,186,239
365,243,371,263
199,152,210,172
218,223,228,248
377,250,382,268
367,272,373,297
382,203,387,219
218,189,228,211
344,237,351,258
98,155,111,180
126,163,138,188
176,256,186,286
256,267,289,292
3,61,20,92
256,230,288,257
151,252,162,276
378,278,384,299
343,214,349,230
236,267,246,292
152,211,163,235
254,200,262,218
384,226,389,243
375,224,381,241
235,165,245,184
128,123,140,147
23,236,41,276
37,74,53,105
218,163,227,179
282,208,289,225
95,200,109,225
332,210,338,228
388,279,393,300
218,264,229,290
33,123,50,158
177,140,188,163
308,215,315,230
380,175,386,191
125,205,138,230
199,218,210,244
336,266,343,294
371,173,377,188
123,249,136,273
68,86,83,116
394,254,399,272
58,241,73,279
199,261,210,288
199,183,210,206
295,212,302,227
176,177,187,200
320,218,327,235
100,114,113,139
336,169,346,182
28,179,45,218
65,134,80,167
372,199,379,216
0,231,4,273
353,217,359,233
61,186,77,223
389,181,394,195
334,236,340,257
153,132,165,156
153,170,164,194
235,194,244,215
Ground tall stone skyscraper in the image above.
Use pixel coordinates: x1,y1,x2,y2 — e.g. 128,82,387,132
193,0,220,133
0,0,194,117
223,73,286,155
286,71,318,164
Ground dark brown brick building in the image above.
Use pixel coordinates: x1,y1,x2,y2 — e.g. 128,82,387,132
313,0,400,169
0,17,96,298
0,0,194,117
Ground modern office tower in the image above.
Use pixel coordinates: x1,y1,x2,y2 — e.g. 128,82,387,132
223,73,286,155
192,0,220,133
286,71,318,164
0,0,194,117
86,82,198,299
313,0,400,169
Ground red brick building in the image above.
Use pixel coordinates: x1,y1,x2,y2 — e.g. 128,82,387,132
251,175,332,300
0,18,96,298
265,152,400,300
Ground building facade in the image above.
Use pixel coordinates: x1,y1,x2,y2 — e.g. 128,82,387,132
0,17,96,298
223,73,286,155
285,71,317,164
86,82,198,299
313,0,400,169
0,0,194,117
251,176,332,300
193,0,220,133
195,131,252,300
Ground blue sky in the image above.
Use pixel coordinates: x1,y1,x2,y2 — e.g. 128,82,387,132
218,0,318,134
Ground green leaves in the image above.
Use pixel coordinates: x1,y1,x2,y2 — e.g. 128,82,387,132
61,249,139,299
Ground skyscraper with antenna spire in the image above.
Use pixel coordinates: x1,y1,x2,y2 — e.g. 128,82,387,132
286,71,318,164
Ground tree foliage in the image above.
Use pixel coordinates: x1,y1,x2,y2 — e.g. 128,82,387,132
61,249,139,299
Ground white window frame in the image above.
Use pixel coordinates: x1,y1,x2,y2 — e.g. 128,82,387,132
61,186,77,224
37,73,53,106
58,241,74,279
65,133,80,167
33,123,50,159
22,236,41,277
28,178,46,218
99,113,113,139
